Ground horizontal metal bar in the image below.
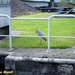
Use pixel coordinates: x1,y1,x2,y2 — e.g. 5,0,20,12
0,34,75,39
12,35,48,38
11,18,48,20
11,15,75,21
11,35,75,38
51,36,75,38
0,14,10,18
49,14,75,19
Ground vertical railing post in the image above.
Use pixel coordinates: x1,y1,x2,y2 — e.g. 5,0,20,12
9,18,13,51
47,19,51,52
48,14,75,53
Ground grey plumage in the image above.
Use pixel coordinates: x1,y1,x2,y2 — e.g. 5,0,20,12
35,28,46,41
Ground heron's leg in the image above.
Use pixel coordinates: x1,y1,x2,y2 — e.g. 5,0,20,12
40,39,42,44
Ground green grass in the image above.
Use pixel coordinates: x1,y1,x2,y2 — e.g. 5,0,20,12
16,12,55,18
0,12,75,49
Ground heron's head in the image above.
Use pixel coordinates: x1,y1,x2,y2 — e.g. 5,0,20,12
35,27,38,30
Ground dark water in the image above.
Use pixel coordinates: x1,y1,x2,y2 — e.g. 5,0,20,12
0,56,6,75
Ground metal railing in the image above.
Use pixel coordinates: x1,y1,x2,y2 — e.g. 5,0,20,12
0,14,75,52
0,14,12,51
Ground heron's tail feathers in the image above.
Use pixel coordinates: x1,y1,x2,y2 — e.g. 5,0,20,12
43,38,47,41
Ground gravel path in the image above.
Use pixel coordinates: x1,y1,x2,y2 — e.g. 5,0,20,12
12,30,24,35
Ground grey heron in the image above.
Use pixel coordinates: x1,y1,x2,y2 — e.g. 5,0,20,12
35,28,46,44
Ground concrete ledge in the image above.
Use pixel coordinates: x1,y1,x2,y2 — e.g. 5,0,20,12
5,56,75,75
0,48,75,64
5,56,75,64
0,48,75,75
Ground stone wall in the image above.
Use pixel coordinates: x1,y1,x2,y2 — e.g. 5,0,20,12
5,59,75,75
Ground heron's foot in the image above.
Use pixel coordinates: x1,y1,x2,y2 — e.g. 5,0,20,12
40,39,42,44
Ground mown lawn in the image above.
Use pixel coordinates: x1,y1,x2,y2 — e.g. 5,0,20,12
0,13,75,48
